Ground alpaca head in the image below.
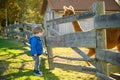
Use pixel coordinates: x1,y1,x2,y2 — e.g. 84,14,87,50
63,6,75,16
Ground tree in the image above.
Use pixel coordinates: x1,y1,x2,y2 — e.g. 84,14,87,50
17,0,42,23
0,0,42,28
0,0,20,26
0,0,8,26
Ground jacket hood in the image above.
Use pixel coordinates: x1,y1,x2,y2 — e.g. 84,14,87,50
28,36,40,44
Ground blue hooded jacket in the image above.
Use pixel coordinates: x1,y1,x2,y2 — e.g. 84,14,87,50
28,36,43,56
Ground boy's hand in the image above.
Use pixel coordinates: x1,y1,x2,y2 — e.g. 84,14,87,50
34,54,37,56
43,51,48,56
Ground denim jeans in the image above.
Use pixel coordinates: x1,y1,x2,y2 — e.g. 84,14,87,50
32,55,41,71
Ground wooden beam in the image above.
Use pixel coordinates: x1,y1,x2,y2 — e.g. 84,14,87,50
12,31,23,36
108,63,120,76
71,47,96,66
7,24,23,28
96,49,120,66
23,30,32,35
46,10,95,26
53,56,95,61
93,2,108,80
23,23,37,28
71,47,90,59
47,46,54,69
46,30,96,48
94,13,120,29
48,27,61,36
110,73,120,80
96,72,115,80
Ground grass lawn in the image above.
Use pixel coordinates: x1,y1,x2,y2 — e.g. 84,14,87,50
0,38,96,80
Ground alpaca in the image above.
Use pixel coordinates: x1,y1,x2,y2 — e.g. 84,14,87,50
63,6,83,32
63,6,120,66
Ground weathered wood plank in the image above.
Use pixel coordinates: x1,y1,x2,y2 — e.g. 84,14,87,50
71,47,90,59
53,56,95,61
23,30,32,35
8,24,24,28
48,27,61,36
94,2,108,80
46,10,95,26
96,49,120,66
23,23,37,28
71,47,96,66
2,23,38,42
54,62,97,74
12,31,23,36
96,72,115,80
108,63,120,75
47,46,54,69
110,73,120,80
94,13,120,29
46,30,96,48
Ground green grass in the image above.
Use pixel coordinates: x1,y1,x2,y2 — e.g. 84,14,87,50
0,38,96,80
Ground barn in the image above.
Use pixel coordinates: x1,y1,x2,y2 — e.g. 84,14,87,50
40,0,120,35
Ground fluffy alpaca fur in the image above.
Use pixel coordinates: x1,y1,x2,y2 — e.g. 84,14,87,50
63,6,120,66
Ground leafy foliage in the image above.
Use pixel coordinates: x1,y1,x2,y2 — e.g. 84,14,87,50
0,0,42,28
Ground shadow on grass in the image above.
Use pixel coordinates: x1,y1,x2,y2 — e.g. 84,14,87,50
0,38,59,80
41,58,59,80
0,39,28,79
0,60,10,79
0,69,35,80
0,57,59,80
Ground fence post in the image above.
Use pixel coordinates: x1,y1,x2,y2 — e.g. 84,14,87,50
93,2,108,80
46,24,54,69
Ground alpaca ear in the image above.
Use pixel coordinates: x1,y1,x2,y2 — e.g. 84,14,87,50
63,6,68,10
69,5,74,10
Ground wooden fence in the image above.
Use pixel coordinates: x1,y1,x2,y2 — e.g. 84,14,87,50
45,1,120,80
1,22,41,44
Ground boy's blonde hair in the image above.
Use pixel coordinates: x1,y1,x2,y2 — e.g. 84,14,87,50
33,26,43,34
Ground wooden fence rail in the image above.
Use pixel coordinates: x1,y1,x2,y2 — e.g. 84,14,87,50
94,13,120,28
46,30,96,47
1,22,41,44
46,10,95,26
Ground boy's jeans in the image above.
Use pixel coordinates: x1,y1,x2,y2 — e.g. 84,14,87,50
32,55,41,71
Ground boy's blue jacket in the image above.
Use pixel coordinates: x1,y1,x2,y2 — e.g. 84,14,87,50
28,36,43,56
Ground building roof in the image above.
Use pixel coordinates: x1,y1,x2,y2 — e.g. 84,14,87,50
40,0,120,15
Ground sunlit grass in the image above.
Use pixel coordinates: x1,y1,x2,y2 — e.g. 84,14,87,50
0,38,96,80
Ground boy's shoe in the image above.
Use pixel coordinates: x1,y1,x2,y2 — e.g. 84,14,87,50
34,70,42,76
